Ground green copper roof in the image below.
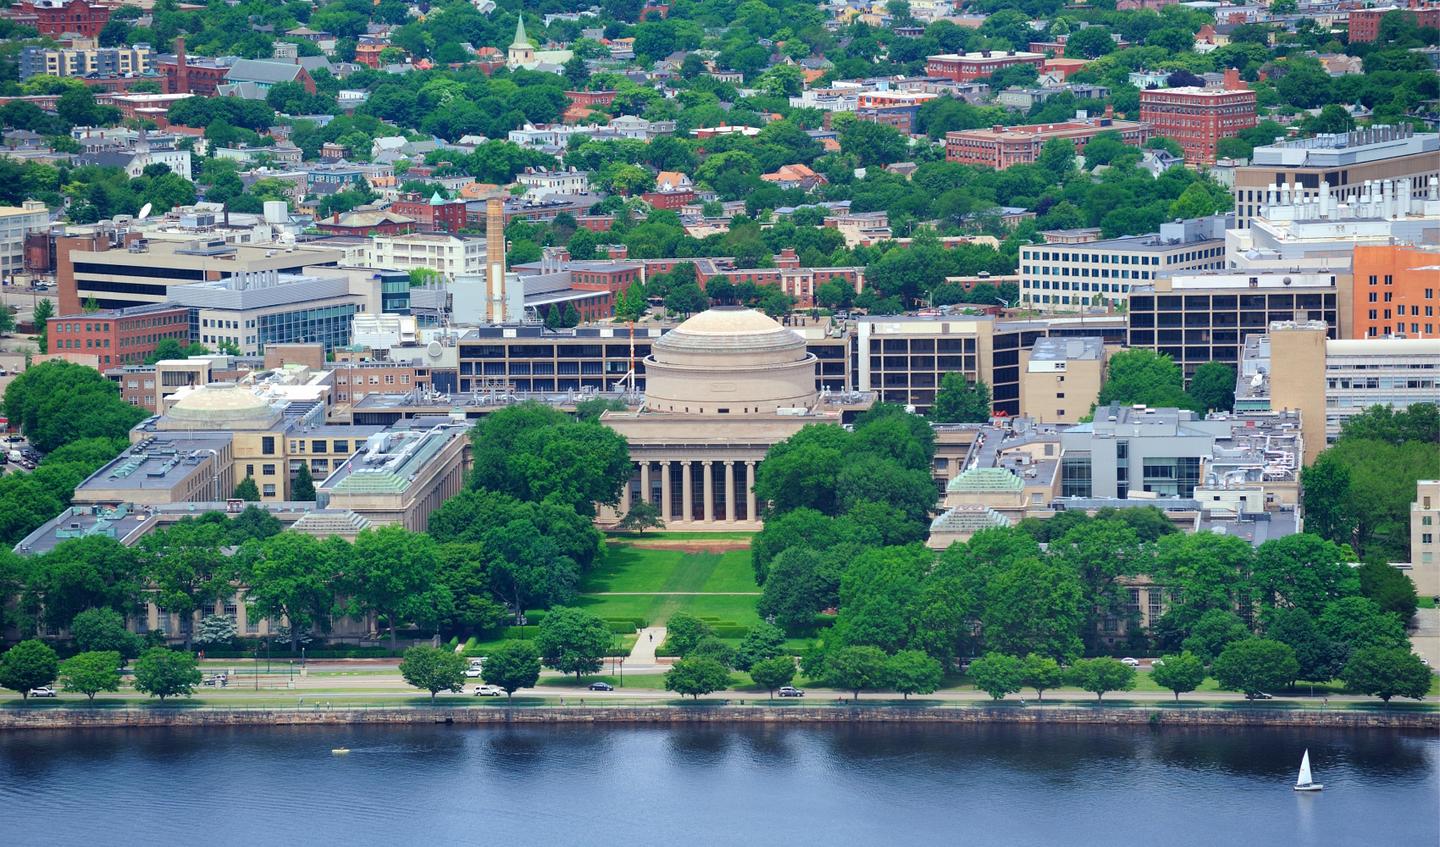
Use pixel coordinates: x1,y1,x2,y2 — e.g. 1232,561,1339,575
930,506,1011,533
946,467,1025,493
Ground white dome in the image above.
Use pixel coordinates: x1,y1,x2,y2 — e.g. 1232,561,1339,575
655,307,805,356
165,383,278,429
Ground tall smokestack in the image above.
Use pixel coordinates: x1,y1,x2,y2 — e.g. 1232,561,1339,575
174,37,189,94
486,197,506,323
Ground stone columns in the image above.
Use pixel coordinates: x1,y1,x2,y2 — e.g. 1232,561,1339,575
702,461,714,523
681,461,693,523
745,460,757,522
621,466,632,513
724,460,736,523
639,461,651,505
659,461,672,521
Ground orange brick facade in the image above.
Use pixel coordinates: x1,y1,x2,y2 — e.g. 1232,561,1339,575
1352,245,1440,339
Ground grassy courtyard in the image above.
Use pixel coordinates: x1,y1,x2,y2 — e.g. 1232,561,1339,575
575,541,762,628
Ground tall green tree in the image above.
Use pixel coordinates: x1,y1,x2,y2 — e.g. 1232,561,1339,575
823,644,891,701
70,607,142,661
0,639,59,698
235,533,338,651
536,607,613,680
967,652,1024,700
398,645,467,705
58,650,122,700
1021,653,1065,702
291,463,317,501
344,526,451,648
1095,349,1194,412
1068,657,1136,701
481,640,542,702
232,475,261,502
749,655,797,699
928,372,991,423
1341,647,1432,704
131,647,201,700
980,556,1086,662
887,649,942,700
1151,652,1206,701
465,403,632,518
733,621,786,671
664,656,732,699
1187,361,1236,413
1211,638,1299,699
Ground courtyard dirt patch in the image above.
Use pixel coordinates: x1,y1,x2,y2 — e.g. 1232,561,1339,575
618,539,752,552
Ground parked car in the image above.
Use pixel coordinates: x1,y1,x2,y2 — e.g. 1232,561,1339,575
472,685,504,697
1120,657,1141,668
587,681,614,691
28,687,57,698
778,686,805,697
1252,692,1274,700
464,667,484,678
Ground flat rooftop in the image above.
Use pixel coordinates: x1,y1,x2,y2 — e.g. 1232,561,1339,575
76,433,232,493
321,421,471,496
1029,336,1105,362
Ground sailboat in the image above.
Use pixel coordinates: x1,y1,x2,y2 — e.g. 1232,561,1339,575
1294,749,1323,792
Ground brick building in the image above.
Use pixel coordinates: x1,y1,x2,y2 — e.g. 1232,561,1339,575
391,192,468,233
48,304,191,367
6,0,110,37
925,51,1045,82
1139,69,1257,165
1352,244,1440,339
946,108,1151,168
1348,2,1440,43
159,39,229,96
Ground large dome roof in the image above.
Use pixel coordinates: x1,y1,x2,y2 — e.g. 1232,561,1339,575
655,307,805,356
166,383,276,426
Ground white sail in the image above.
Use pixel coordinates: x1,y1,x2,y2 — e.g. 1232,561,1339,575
1297,750,1313,787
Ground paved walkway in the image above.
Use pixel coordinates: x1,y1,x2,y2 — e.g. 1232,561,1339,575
1411,607,1439,669
628,627,666,665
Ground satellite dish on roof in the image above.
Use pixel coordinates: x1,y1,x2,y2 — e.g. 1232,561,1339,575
137,203,153,221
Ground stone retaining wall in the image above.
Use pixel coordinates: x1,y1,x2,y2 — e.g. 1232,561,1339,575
2,705,1435,732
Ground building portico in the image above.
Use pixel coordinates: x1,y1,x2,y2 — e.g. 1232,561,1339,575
602,307,872,530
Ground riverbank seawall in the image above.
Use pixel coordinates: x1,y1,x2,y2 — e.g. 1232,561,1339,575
2,705,1436,732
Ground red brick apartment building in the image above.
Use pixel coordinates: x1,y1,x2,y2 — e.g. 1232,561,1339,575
925,51,1045,82
5,0,110,37
1348,2,1440,42
945,108,1151,168
48,304,190,367
390,192,468,233
1139,68,1256,164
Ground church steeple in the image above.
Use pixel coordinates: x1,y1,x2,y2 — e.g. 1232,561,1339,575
507,12,535,68
511,14,529,49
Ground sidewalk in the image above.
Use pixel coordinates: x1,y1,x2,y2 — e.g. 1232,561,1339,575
627,626,666,667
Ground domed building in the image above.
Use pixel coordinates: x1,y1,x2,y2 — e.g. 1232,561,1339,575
602,307,871,529
642,308,818,415
158,382,283,431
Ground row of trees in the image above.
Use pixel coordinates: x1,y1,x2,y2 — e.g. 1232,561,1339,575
0,640,201,701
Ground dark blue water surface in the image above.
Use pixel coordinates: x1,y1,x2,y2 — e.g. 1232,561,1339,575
0,722,1434,846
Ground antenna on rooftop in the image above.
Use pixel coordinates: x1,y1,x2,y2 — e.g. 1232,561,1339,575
137,202,153,221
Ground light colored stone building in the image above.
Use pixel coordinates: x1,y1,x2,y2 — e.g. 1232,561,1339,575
1411,480,1439,600
601,308,873,529
1020,336,1106,424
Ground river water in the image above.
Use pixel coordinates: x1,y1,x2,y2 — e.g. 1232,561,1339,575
0,723,1434,845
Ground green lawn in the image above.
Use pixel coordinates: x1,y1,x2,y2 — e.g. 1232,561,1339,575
574,543,763,627
1419,596,1436,609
